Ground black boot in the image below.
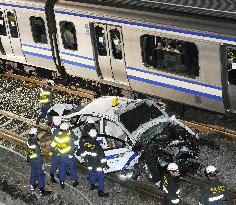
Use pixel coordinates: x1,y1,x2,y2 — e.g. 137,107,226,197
66,170,70,176
98,190,109,197
60,181,65,189
90,184,98,190
72,180,79,187
40,188,52,196
33,184,38,190
50,173,57,183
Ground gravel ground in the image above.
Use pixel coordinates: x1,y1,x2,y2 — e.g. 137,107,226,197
0,145,162,205
0,74,236,204
196,134,236,192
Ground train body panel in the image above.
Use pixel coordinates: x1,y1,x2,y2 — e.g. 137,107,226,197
1,0,236,114
0,0,57,71
54,9,99,80
0,0,30,63
54,2,229,113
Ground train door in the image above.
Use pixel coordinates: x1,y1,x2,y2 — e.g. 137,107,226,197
223,46,236,113
0,9,24,61
92,23,129,85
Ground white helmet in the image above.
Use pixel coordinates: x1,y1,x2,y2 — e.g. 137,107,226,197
47,80,54,86
88,129,97,138
29,127,38,135
53,116,62,126
167,163,179,171
60,122,70,131
86,117,95,124
206,165,217,174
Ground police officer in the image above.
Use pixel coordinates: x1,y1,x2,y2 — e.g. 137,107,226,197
27,128,51,196
76,126,109,197
161,163,181,205
36,80,54,125
199,166,228,205
49,116,62,183
51,122,79,189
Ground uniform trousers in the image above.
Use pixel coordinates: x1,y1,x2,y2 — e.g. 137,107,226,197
30,159,45,189
89,170,105,191
50,154,60,174
59,156,78,182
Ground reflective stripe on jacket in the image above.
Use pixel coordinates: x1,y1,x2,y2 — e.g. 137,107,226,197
39,88,51,104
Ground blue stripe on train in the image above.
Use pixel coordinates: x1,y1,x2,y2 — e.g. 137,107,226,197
62,60,96,70
127,66,222,90
0,2,44,11
23,51,53,60
23,44,52,51
128,75,223,101
62,51,94,61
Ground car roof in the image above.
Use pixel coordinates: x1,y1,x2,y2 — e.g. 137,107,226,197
76,96,139,121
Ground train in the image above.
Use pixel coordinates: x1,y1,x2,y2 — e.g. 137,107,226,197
0,0,236,115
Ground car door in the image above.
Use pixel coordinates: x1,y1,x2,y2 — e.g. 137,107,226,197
103,137,139,173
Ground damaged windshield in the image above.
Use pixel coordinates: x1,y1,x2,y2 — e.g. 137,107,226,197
120,103,163,133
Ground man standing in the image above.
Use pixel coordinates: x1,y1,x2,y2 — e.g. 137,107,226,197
161,163,181,205
51,122,79,189
199,166,228,205
77,126,109,197
36,80,54,125
49,116,62,183
27,127,51,196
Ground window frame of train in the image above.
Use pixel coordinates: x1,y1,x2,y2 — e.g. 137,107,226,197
140,34,200,78
6,11,18,39
0,11,7,36
91,23,129,85
226,47,236,85
59,21,78,51
29,16,48,44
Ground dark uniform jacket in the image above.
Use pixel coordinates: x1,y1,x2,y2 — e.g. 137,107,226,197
27,137,43,164
161,172,181,204
77,135,106,171
199,179,228,205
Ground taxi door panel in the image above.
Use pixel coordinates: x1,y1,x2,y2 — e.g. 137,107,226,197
104,148,138,173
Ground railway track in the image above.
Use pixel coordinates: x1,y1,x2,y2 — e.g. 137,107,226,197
0,111,164,204
3,71,236,142
0,110,235,204
1,71,236,203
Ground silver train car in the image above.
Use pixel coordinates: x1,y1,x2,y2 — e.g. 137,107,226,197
0,0,236,115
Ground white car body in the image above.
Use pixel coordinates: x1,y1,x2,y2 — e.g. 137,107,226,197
63,96,198,173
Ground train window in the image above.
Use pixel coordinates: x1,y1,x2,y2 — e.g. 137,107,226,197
110,28,122,60
59,21,77,50
227,48,236,85
7,12,18,38
140,35,199,78
0,11,6,36
94,26,107,56
30,16,47,44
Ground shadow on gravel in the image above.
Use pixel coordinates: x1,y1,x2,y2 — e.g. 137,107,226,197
0,177,36,204
199,133,220,151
